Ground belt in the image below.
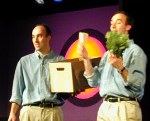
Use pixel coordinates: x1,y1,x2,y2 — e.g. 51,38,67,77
23,101,62,108
104,96,138,102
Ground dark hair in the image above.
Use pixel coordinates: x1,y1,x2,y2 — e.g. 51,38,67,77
114,11,134,27
35,23,52,36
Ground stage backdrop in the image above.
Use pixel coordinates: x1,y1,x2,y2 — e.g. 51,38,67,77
4,5,118,121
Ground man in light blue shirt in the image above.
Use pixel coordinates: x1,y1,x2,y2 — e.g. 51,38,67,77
78,11,147,121
8,24,69,121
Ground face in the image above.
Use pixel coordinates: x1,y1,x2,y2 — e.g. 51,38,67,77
32,25,51,54
110,13,131,34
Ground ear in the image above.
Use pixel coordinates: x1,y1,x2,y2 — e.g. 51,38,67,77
126,24,132,31
47,35,51,41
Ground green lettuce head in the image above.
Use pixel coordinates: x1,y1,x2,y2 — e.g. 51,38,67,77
105,31,130,57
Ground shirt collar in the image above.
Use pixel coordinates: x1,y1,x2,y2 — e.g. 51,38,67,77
34,50,55,59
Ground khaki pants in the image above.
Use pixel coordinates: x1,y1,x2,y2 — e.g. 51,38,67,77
19,106,63,121
97,101,142,121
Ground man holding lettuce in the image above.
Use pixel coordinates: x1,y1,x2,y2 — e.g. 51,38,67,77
78,11,147,121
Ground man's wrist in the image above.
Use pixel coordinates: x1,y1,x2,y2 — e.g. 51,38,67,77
118,67,125,74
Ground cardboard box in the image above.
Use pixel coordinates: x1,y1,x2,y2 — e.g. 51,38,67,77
49,57,100,93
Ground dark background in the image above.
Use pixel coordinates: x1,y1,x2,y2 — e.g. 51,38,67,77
0,0,149,120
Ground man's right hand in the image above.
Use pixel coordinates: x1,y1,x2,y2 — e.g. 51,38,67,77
8,113,17,121
77,41,88,60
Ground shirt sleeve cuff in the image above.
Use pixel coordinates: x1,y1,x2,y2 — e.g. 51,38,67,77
84,72,94,78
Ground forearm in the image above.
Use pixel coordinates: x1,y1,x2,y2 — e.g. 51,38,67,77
10,102,20,114
83,57,94,77
118,67,128,81
108,53,128,81
8,102,20,121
